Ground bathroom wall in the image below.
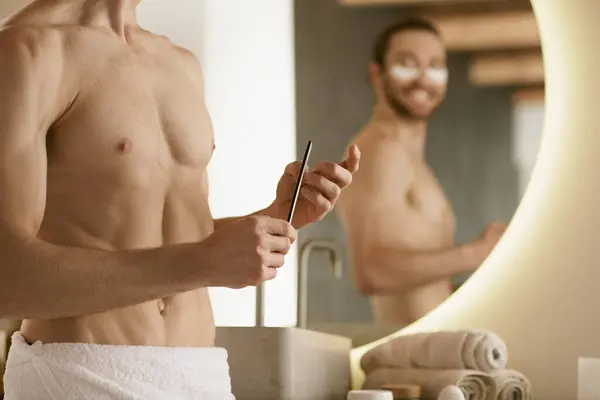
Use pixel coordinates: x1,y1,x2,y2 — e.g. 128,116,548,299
295,0,521,324
199,0,298,327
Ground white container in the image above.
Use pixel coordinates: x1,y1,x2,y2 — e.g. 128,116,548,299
347,390,394,400
578,357,600,400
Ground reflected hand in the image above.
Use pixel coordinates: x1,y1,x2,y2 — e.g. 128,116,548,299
478,222,508,244
469,222,508,267
269,144,361,229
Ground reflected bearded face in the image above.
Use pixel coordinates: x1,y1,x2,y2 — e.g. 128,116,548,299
379,30,448,121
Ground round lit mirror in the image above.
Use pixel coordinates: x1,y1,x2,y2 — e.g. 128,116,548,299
295,0,543,345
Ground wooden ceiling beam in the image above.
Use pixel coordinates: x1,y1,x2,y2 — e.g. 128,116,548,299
338,0,521,6
512,87,545,104
339,0,539,52
428,10,539,51
469,51,544,87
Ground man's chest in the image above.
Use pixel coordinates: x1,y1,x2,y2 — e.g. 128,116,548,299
49,44,214,185
406,162,455,223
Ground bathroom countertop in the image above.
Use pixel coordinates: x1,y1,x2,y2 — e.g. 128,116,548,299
306,323,405,347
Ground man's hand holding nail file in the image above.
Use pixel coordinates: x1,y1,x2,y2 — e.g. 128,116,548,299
272,142,361,228
203,142,360,289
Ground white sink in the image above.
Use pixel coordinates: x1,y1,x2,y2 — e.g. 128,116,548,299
306,323,405,347
216,327,352,400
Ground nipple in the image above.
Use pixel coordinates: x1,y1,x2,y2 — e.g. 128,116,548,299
116,139,133,154
406,188,418,208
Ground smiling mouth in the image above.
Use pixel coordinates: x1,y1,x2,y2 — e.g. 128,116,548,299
405,89,432,106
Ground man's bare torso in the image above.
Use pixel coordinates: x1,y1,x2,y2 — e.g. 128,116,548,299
347,123,454,324
5,1,216,347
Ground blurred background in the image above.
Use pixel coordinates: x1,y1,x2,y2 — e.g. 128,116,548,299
295,0,543,337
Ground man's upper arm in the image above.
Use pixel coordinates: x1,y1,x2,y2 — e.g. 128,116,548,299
338,137,412,266
0,28,69,239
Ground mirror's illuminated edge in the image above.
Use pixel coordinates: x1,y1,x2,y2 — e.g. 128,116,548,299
351,1,600,397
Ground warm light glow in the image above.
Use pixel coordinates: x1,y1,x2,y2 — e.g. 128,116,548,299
351,1,599,397
512,101,544,197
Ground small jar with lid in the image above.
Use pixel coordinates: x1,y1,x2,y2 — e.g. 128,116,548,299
381,384,421,400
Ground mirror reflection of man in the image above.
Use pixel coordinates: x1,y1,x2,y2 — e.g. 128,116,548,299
337,19,506,326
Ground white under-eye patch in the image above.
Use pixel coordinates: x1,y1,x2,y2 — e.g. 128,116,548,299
390,66,421,81
390,66,448,85
426,68,448,85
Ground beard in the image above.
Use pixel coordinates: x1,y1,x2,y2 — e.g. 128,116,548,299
383,79,440,121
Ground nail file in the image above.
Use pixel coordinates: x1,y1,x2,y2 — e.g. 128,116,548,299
287,141,313,223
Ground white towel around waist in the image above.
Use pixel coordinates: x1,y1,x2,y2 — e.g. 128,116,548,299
3,332,235,400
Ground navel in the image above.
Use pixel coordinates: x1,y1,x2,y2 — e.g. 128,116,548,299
116,138,133,154
406,188,418,208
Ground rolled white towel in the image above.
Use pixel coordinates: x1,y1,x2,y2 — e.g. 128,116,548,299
361,330,508,374
363,368,497,400
491,369,532,400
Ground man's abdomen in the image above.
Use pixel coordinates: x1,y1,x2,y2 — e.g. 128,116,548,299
21,289,216,347
371,279,453,326
23,171,217,347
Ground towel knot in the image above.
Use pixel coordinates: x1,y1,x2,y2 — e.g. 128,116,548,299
29,341,43,356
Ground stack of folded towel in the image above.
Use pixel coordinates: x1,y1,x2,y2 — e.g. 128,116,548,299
360,330,532,400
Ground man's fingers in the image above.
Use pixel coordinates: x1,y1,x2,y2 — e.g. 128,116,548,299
312,161,353,189
264,252,286,269
262,218,297,243
301,187,332,212
261,267,278,282
261,234,292,255
284,160,304,179
303,173,341,202
340,144,361,174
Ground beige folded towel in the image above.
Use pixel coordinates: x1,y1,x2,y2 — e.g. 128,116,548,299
363,368,497,400
491,370,532,400
361,330,508,374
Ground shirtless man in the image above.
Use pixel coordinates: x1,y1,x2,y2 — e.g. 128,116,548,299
336,18,505,326
0,0,360,398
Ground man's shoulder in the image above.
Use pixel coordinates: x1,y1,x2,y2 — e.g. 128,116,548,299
162,37,202,72
0,24,55,46
0,24,74,64
355,124,408,161
355,124,414,179
140,29,202,75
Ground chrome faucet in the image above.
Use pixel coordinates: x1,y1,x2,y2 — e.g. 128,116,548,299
297,239,343,329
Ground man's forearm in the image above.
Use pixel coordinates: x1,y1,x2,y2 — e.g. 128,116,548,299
0,236,202,320
358,244,479,295
213,204,276,230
